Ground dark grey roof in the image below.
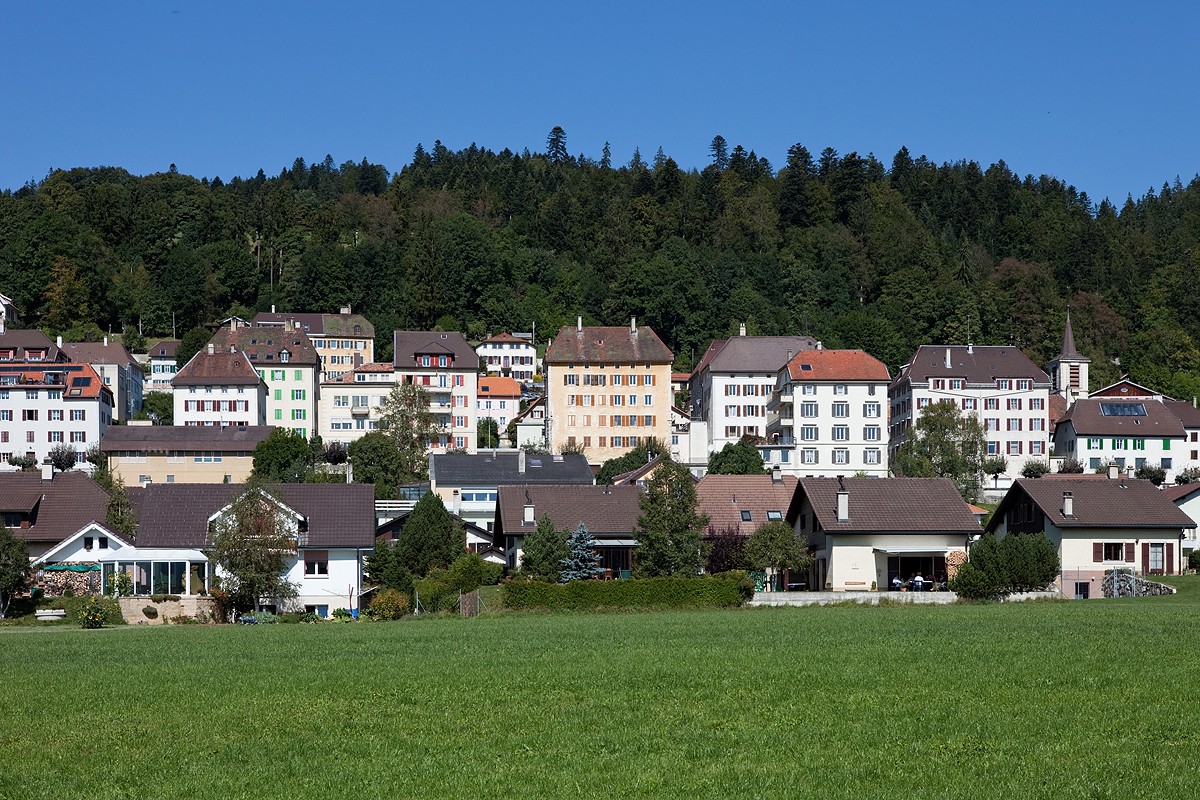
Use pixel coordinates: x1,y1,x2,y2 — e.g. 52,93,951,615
987,478,1196,530
393,331,477,368
431,452,594,487
897,345,1050,385
700,336,819,374
0,471,111,544
544,326,673,365
61,340,138,368
495,484,642,538
788,477,981,534
1056,399,1185,438
133,483,376,549
100,425,274,453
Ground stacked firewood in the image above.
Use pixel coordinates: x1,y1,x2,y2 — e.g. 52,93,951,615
945,550,967,580
38,570,101,596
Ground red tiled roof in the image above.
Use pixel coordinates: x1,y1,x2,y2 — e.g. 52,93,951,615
544,326,672,365
0,363,111,400
479,333,531,345
786,349,890,382
479,377,521,397
696,474,798,536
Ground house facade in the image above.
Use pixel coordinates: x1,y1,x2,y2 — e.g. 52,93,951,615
476,333,538,383
145,340,180,393
61,338,143,422
477,376,522,431
101,424,273,485
0,363,114,467
318,363,396,444
986,475,1194,598
393,331,480,453
1053,395,1188,481
172,344,268,428
890,345,1051,484
252,307,374,381
544,318,674,465
766,348,890,477
209,326,319,440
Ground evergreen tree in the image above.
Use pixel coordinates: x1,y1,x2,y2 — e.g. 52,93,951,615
709,135,729,170
520,513,568,582
0,525,30,620
560,523,602,582
396,492,463,577
546,126,569,165
634,459,708,577
706,440,767,475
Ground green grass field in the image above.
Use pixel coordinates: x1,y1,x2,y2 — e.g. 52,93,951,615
2,583,1198,800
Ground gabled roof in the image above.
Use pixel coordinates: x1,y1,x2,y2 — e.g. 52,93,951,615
1160,483,1200,504
495,484,642,537
149,340,179,359
478,332,532,346
131,483,376,549
0,329,64,361
1088,379,1162,398
895,345,1050,385
696,474,798,536
251,311,374,338
0,471,112,544
1162,399,1200,429
512,396,545,424
33,522,129,565
785,349,890,382
430,452,594,488
544,325,673,365
694,335,818,376
61,340,138,368
393,331,477,367
100,425,274,453
208,327,319,367
985,477,1196,531
1055,399,1185,438
172,348,263,386
375,510,492,546
479,377,522,397
788,477,981,534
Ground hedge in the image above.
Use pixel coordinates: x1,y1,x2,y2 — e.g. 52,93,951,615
501,573,753,612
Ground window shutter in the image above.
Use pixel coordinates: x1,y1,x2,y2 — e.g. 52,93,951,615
1124,542,1135,562
1092,543,1103,563
1141,542,1150,573
303,550,328,563
1166,542,1175,575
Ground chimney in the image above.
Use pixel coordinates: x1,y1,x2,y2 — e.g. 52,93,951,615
229,345,236,354
968,343,974,355
103,335,109,347
57,335,63,348
523,491,535,525
271,304,276,314
519,448,526,474
630,316,637,335
1127,465,1135,479
230,317,236,331
786,349,793,363
40,462,54,482
1107,463,1119,480
207,343,215,355
739,322,746,337
836,480,849,523
816,341,823,350
576,316,582,334
772,465,782,483
340,305,352,315
945,348,952,369
1062,491,1074,518
452,489,461,516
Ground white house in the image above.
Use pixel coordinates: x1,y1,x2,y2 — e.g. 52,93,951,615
0,362,114,468
766,348,891,477
172,343,268,428
393,331,480,453
318,363,397,444
476,332,538,383
145,340,180,393
61,337,144,422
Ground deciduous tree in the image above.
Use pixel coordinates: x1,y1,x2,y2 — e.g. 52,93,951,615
208,488,300,613
893,400,986,500
252,429,312,483
706,440,767,475
634,459,708,577
0,525,30,620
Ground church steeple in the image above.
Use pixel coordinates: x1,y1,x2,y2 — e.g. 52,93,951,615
1057,308,1081,360
1049,309,1089,403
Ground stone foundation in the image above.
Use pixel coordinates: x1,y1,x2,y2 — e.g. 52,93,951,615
118,596,217,624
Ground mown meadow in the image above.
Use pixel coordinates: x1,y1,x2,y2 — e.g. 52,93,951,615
2,582,1197,800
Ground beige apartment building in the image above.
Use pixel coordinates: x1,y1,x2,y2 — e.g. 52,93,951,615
543,318,674,465
101,424,273,485
253,307,374,381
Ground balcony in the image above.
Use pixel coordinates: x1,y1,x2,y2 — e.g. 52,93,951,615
351,406,370,416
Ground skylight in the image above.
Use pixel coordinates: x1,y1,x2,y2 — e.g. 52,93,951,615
1100,403,1146,417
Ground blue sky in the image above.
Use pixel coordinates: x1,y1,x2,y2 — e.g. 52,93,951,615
6,1,1198,204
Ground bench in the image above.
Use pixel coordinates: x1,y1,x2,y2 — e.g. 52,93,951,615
35,609,67,621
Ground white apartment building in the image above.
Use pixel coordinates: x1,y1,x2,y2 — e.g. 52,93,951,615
145,340,179,393
61,337,144,422
765,349,891,476
476,333,538,383
253,307,374,381
889,345,1051,483
393,331,479,453
210,326,319,440
0,363,114,467
688,327,818,467
172,344,268,428
318,364,397,444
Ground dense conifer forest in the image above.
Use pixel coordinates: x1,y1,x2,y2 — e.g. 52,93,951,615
4,131,1200,396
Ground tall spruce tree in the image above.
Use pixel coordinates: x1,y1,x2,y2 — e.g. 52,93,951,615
560,523,602,582
520,514,569,582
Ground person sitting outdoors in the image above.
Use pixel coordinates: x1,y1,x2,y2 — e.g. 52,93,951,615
913,572,926,592
891,575,902,591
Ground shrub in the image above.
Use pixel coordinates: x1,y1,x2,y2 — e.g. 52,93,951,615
79,597,110,628
369,588,411,620
299,611,324,624
142,605,159,619
1177,466,1200,485
951,533,1059,600
1020,460,1051,478
149,594,181,603
331,608,354,622
1135,463,1167,486
1189,549,1200,572
1058,457,1085,474
501,574,750,612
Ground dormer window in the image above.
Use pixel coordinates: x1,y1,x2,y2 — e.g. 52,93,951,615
280,350,290,363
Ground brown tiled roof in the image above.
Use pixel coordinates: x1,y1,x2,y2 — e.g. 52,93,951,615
393,331,477,367
100,425,273,453
544,326,673,365
696,474,798,536
1055,399,1185,438
479,377,521,397
0,363,111,400
1049,394,1068,432
323,363,397,385
208,327,319,367
1160,483,1200,504
495,484,642,538
987,477,1196,530
703,335,819,374
251,311,373,338
133,483,377,549
789,477,981,534
786,349,890,382
897,345,1050,385
0,330,64,361
479,332,531,345
173,349,263,386
149,340,179,359
0,472,112,544
61,340,138,368
1163,399,1200,429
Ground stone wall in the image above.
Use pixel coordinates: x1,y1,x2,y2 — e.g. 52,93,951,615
118,596,217,624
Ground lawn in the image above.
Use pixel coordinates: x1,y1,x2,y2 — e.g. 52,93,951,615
2,584,1197,800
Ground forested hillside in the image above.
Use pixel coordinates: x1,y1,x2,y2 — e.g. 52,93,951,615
4,131,1200,397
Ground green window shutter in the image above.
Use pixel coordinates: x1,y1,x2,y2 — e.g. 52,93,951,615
1163,438,1171,450
295,370,302,381
275,409,282,421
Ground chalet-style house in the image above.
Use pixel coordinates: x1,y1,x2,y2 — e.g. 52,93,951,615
986,475,1195,598
787,477,982,592
0,469,112,560
494,484,642,575
544,317,674,465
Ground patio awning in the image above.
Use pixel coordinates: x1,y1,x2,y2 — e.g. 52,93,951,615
872,547,952,556
594,538,638,548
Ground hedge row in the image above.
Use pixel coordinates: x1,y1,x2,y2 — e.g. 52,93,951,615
501,573,753,612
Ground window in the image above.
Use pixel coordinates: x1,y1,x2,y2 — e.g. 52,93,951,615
833,448,849,464
304,551,329,577
740,511,752,522
292,389,306,401
1102,542,1125,562
834,385,847,395
1007,441,1022,455
1030,441,1044,455
801,449,818,464
864,426,880,441
864,449,881,465
801,402,818,418
0,410,10,422
917,398,930,409
985,398,999,410
801,425,818,441
1087,437,1103,449
985,418,1000,432
50,410,63,421
22,409,38,421
832,402,849,418
961,398,976,411
864,402,880,418
70,432,86,443
1007,398,1022,410
833,425,850,441
802,385,816,396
